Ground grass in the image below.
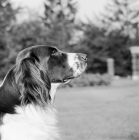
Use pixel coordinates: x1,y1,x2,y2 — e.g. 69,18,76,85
55,79,139,140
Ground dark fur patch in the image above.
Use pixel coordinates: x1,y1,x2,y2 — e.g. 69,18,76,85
16,57,51,106
0,67,20,114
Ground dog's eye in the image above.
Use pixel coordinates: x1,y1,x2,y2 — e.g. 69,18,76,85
52,50,58,56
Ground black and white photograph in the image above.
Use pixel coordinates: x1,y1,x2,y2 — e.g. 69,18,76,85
0,0,139,140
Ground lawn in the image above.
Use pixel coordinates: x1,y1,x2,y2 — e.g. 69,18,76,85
55,79,139,140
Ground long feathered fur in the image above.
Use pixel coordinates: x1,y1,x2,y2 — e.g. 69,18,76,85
15,56,51,106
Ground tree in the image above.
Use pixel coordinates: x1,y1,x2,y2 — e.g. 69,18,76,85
100,0,139,42
42,0,77,49
11,20,48,50
94,0,139,75
0,0,17,78
76,21,132,76
75,23,108,74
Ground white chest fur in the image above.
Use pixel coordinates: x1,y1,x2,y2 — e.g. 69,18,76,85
0,105,59,140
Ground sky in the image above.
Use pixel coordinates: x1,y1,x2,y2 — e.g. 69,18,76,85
10,0,107,22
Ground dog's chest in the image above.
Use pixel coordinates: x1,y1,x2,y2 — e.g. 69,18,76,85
0,105,59,140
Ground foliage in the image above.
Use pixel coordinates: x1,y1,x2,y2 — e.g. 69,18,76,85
0,0,138,79
11,20,48,50
100,0,139,43
75,22,132,76
0,0,18,78
106,31,132,76
74,0,138,76
42,0,77,49
99,0,138,75
74,23,108,74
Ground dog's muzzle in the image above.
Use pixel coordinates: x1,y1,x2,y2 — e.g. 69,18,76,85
67,53,87,78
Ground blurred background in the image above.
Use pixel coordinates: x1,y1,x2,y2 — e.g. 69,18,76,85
0,0,139,140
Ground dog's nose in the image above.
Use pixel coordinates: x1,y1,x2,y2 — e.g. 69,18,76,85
77,53,87,61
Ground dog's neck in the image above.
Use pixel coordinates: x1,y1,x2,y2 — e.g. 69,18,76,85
50,83,61,104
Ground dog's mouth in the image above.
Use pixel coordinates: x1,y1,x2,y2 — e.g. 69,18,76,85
63,62,87,83
63,76,75,83
62,73,83,84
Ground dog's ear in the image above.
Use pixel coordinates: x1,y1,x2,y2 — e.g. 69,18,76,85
15,56,51,106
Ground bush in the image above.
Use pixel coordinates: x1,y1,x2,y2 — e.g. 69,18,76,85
60,73,112,88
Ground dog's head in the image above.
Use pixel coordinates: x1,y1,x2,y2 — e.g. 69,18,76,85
14,45,87,106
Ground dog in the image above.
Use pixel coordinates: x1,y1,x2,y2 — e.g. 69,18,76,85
0,45,87,140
